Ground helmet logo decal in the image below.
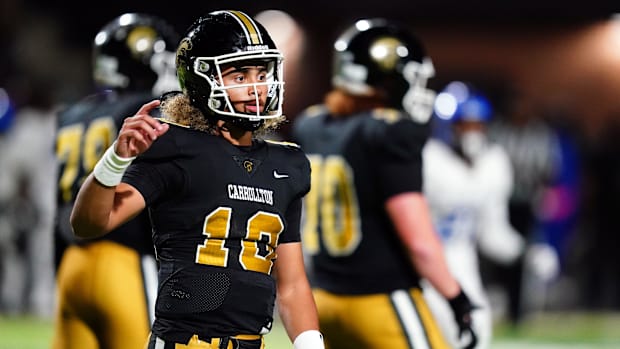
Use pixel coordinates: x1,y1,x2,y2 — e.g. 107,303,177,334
176,38,192,68
224,10,263,45
126,26,157,58
370,37,403,71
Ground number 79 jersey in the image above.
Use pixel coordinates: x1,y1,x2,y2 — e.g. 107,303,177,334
55,90,155,253
292,105,429,295
122,124,310,341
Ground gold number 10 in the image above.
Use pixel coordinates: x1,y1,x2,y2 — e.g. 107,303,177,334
196,207,284,275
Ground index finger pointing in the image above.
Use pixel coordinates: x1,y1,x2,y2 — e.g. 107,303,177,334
137,99,161,115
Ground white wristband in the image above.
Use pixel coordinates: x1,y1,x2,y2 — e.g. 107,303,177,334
293,330,324,349
92,142,136,187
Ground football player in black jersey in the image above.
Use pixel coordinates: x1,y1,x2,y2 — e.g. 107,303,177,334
292,19,478,349
52,13,179,349
70,10,324,349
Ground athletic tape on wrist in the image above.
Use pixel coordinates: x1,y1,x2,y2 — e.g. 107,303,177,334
293,330,324,349
92,142,136,187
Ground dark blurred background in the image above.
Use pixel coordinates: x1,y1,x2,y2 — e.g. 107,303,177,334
2,0,620,132
2,0,620,327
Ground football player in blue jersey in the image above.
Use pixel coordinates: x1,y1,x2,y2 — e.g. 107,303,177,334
70,10,324,349
51,13,180,349
293,19,477,349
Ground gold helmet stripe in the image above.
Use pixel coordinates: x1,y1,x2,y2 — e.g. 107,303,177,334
226,10,263,45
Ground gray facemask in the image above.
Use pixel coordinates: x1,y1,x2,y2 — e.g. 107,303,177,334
459,131,487,159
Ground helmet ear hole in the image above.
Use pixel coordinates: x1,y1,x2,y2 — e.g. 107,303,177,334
209,98,221,109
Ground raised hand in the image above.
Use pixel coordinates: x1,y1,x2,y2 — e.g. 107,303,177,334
115,100,169,158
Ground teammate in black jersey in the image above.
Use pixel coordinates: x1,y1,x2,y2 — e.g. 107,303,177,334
70,10,323,349
292,19,478,349
52,13,179,349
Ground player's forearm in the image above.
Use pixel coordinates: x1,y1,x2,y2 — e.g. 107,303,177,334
411,246,460,299
407,226,461,298
276,280,320,342
70,174,117,238
386,192,460,298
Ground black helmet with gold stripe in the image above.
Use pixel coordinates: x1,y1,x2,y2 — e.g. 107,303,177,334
176,10,284,131
332,18,436,124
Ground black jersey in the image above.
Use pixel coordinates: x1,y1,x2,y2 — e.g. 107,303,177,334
122,124,310,342
55,90,154,255
292,105,429,295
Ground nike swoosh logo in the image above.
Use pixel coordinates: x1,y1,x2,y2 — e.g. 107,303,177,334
273,170,289,179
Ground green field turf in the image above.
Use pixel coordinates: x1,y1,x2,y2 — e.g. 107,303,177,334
2,312,620,349
0,316,54,349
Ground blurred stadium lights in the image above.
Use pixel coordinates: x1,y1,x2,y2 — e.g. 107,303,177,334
434,81,468,120
602,14,620,61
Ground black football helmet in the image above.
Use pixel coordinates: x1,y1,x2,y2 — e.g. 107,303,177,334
332,18,436,123
93,13,180,96
175,10,284,131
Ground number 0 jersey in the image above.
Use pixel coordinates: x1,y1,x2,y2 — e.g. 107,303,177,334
122,124,310,342
292,105,429,295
